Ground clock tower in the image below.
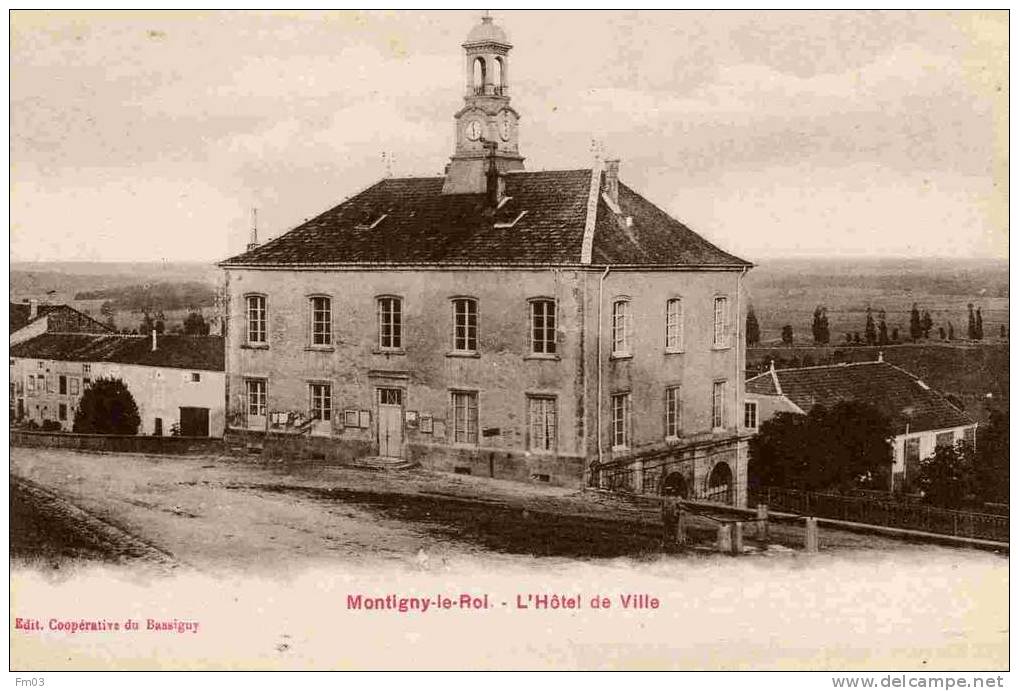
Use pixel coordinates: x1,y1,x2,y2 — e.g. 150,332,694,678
442,14,525,194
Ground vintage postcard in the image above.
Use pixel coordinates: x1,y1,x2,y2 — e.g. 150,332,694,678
8,9,1008,677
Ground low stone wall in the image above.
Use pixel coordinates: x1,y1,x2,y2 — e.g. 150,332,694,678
10,430,224,456
223,429,587,487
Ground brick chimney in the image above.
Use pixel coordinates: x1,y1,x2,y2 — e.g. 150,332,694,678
604,159,620,206
484,141,503,210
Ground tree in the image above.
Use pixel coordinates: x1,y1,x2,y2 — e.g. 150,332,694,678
72,377,141,435
976,408,1008,504
967,303,976,340
948,321,955,341
877,310,889,346
938,326,946,340
183,311,210,336
916,442,976,509
139,311,155,335
891,327,900,343
781,324,793,345
810,306,830,345
845,332,852,345
154,310,166,335
749,401,893,492
921,310,933,339
864,307,877,346
909,303,922,342
853,332,861,344
100,301,116,330
975,308,984,340
745,305,760,347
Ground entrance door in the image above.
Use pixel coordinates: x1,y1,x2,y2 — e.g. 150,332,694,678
377,388,403,458
180,407,210,437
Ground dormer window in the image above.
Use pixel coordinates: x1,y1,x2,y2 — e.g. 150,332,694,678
356,213,387,230
493,210,527,229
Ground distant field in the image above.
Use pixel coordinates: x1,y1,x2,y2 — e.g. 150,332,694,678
746,257,1008,345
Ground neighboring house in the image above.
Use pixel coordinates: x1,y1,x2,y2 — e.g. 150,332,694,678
217,16,754,503
10,332,225,437
10,300,112,345
745,357,977,489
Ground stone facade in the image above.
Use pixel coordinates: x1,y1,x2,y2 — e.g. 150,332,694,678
223,265,750,499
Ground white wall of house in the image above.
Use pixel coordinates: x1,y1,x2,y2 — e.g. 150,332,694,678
892,424,977,473
11,357,225,437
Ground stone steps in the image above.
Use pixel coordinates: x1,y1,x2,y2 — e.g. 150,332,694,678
342,456,420,471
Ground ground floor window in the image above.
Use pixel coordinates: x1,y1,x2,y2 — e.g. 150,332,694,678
611,392,631,449
58,403,67,421
665,386,681,439
527,396,557,452
935,431,954,448
246,379,267,417
309,383,332,421
451,391,478,444
904,437,921,464
744,400,758,430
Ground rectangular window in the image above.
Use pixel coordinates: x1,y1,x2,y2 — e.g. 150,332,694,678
246,379,267,417
963,426,977,450
310,296,331,346
246,295,267,344
665,386,682,438
83,363,91,374
528,396,557,452
69,378,79,395
530,300,556,354
612,300,630,355
904,437,921,464
713,296,730,348
744,400,758,430
58,403,67,421
154,418,163,436
27,376,35,395
309,383,332,421
83,377,91,389
936,431,955,448
712,381,727,430
378,297,403,350
452,299,478,352
45,376,54,394
665,298,683,351
451,391,478,444
59,375,67,395
611,392,631,449
191,372,201,382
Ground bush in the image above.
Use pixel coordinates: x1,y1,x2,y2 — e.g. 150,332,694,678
749,401,893,492
40,420,62,432
72,377,141,435
916,442,976,509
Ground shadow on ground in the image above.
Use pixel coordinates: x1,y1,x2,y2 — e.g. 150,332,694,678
248,483,719,559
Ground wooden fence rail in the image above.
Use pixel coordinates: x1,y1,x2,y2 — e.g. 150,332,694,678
753,486,1008,542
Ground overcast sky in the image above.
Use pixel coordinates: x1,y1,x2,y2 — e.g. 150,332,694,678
10,10,1008,263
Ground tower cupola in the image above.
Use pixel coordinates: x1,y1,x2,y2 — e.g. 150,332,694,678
442,14,525,194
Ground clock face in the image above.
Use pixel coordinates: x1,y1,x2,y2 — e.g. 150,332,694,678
499,114,512,141
466,120,483,141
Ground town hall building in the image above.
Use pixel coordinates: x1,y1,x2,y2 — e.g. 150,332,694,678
219,16,754,504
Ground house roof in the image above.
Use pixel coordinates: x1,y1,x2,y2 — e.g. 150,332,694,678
10,303,59,333
10,333,224,372
9,302,112,335
219,170,751,269
746,361,974,435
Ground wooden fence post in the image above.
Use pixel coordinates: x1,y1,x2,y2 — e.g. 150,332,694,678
804,517,819,553
756,503,769,541
717,524,732,554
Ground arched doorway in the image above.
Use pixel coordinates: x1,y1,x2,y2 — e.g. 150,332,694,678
661,472,689,498
705,462,733,505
